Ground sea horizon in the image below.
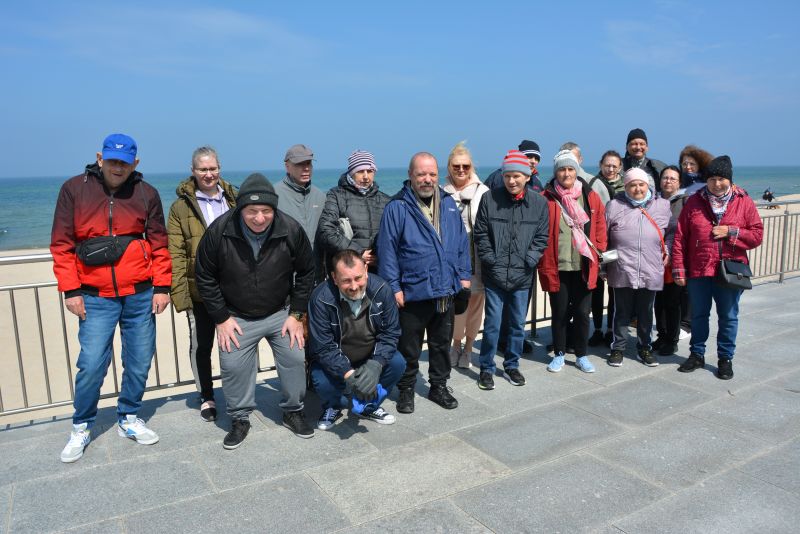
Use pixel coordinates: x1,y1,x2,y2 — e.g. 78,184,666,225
2,165,799,251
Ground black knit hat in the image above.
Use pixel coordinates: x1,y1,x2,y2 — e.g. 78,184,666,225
518,139,541,160
704,155,733,182
626,128,648,144
237,173,279,209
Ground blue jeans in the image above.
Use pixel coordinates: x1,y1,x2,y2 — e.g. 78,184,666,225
74,289,156,427
479,282,528,373
310,351,406,410
687,277,743,360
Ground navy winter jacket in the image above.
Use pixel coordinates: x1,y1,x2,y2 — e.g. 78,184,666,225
308,274,400,378
377,182,471,303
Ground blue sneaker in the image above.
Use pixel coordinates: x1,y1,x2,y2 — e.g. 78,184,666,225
117,415,159,445
548,353,565,373
576,356,596,373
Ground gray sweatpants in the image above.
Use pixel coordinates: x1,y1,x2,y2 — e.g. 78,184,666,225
219,309,306,420
611,287,656,351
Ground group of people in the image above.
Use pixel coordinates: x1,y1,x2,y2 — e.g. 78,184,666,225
51,129,763,462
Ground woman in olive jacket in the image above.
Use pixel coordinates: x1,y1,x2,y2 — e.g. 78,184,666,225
167,146,237,421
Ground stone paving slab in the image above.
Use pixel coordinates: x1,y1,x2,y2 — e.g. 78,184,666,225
123,474,347,534
0,426,113,488
63,519,124,534
656,355,781,395
190,421,376,491
452,453,668,533
9,450,213,533
589,413,769,491
692,385,800,443
338,498,490,533
614,469,800,533
455,402,623,469
306,434,510,524
566,376,715,427
737,437,800,497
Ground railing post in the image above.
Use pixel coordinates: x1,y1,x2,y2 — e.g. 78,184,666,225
778,205,790,283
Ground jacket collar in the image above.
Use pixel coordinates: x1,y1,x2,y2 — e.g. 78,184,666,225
283,175,312,195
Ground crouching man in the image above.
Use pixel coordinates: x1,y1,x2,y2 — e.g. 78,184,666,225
308,250,406,430
195,173,315,449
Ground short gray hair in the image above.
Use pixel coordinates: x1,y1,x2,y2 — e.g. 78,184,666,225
191,146,220,169
559,141,580,153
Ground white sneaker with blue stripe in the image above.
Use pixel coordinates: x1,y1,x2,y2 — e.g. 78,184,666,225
61,423,91,463
117,415,159,445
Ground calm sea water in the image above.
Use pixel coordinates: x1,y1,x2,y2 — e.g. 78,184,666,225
1,165,798,251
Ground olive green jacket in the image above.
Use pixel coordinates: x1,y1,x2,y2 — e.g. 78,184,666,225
167,177,237,311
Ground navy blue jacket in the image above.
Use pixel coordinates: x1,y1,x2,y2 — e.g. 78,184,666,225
308,274,400,378
377,182,471,302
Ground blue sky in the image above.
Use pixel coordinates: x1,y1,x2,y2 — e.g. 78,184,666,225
1,0,798,177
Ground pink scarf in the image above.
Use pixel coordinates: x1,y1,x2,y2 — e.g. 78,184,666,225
555,181,595,262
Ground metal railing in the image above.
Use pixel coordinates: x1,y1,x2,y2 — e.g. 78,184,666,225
1,199,798,417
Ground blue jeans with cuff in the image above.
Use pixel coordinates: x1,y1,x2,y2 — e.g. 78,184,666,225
479,282,529,373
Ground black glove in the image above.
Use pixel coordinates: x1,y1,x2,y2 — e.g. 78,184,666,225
346,359,382,400
454,287,471,315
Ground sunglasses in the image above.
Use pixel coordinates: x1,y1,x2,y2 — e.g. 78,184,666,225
452,164,472,171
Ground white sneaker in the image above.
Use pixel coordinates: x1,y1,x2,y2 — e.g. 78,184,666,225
61,423,91,463
117,415,159,445
359,406,396,425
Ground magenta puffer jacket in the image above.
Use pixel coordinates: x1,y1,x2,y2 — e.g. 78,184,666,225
671,187,763,280
605,194,671,290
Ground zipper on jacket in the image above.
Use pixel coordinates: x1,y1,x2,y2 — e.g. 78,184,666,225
108,195,120,297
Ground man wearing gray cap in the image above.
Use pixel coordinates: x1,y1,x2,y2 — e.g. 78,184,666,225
195,173,316,449
275,144,326,281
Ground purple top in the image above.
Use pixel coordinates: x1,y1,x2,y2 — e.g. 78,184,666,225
196,186,231,227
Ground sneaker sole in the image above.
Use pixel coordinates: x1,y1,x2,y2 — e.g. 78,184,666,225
359,414,396,425
117,427,159,445
477,380,495,390
547,366,563,373
576,365,596,373
639,359,660,367
502,371,525,386
60,449,85,463
282,421,315,439
607,361,623,367
222,440,246,450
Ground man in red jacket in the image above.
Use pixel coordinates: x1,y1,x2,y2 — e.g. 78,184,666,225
51,133,172,463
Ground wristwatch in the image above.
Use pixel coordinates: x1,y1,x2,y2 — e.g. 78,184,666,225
289,311,306,321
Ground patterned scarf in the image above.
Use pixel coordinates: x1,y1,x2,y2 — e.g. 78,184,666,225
624,189,652,207
346,173,371,195
554,181,594,262
702,185,734,221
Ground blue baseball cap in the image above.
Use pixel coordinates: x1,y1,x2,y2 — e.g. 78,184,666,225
101,133,138,164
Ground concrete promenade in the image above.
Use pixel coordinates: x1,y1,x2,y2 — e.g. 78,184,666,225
1,279,799,533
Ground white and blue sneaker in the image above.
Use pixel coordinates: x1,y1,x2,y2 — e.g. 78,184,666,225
60,423,91,463
359,406,396,425
575,355,596,373
117,415,159,445
548,353,565,373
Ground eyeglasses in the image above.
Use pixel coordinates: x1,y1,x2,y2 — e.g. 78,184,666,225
661,176,680,182
452,164,471,171
602,164,620,169
194,167,220,175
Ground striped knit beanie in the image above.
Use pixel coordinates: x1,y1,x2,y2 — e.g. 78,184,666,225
501,150,531,176
347,150,377,176
518,140,541,160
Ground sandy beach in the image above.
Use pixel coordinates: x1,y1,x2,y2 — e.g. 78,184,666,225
1,194,798,425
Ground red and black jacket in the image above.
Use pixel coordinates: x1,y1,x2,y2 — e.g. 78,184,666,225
50,163,171,298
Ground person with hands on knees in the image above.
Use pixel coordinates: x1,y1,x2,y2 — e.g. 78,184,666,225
308,249,406,430
195,173,315,449
51,133,171,463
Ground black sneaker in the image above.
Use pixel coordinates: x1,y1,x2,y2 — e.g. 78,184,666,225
282,411,314,439
478,371,495,390
588,331,605,346
638,348,659,367
503,368,526,386
608,350,624,367
396,388,415,414
658,343,677,356
678,353,705,373
522,339,534,354
428,385,458,409
717,358,734,380
223,419,251,450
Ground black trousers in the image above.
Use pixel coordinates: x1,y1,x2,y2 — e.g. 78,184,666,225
655,282,684,344
188,300,216,402
590,278,615,331
612,287,656,351
548,271,591,356
397,299,454,389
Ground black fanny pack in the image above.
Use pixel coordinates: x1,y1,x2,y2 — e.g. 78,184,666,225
76,235,139,266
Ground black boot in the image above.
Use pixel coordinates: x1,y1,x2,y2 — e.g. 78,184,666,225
428,384,458,410
678,353,705,373
396,388,415,414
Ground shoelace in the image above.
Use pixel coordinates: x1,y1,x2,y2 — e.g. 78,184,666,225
322,408,339,421
370,408,386,417
67,430,89,446
122,417,147,432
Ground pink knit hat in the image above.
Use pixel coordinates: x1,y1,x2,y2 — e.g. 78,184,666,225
623,168,649,187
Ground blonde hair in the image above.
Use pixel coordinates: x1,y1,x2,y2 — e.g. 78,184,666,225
447,141,476,178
